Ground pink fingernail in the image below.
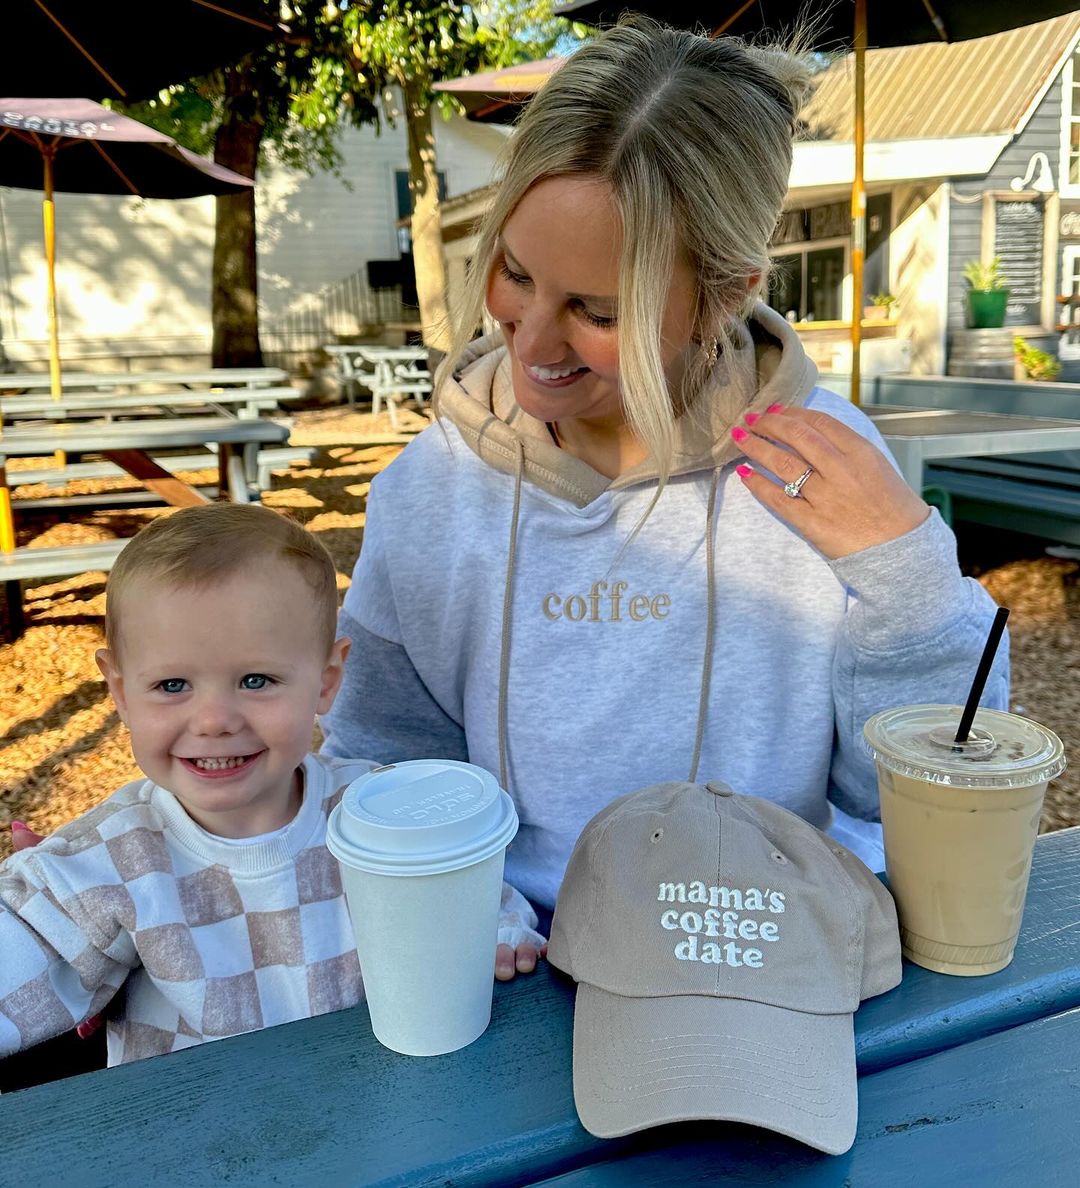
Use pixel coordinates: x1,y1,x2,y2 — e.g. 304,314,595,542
744,412,760,426
730,426,748,443
11,821,28,833
736,463,754,479
767,403,784,414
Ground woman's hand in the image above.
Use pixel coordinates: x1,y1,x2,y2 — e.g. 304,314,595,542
731,403,929,559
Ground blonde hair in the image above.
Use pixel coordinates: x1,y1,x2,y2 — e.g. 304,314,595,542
105,504,339,656
439,16,813,488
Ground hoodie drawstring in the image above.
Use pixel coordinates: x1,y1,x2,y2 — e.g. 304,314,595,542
497,449,719,790
497,439,525,792
688,467,721,783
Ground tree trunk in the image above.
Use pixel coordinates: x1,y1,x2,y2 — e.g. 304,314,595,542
211,62,264,368
403,80,451,352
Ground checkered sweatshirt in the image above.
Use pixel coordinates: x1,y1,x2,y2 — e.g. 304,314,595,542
0,753,374,1068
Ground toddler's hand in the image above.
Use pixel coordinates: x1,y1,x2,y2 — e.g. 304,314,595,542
11,822,104,1040
495,941,547,981
10,821,45,851
496,882,547,980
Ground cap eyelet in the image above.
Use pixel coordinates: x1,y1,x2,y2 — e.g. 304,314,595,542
651,828,664,843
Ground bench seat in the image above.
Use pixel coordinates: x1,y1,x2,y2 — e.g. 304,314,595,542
927,455,1080,489
11,486,223,511
925,455,1080,546
1,538,127,584
8,446,315,496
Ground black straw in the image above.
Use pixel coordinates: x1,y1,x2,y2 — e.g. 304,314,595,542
954,606,1010,744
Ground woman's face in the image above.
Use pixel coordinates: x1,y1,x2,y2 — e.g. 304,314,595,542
486,175,697,428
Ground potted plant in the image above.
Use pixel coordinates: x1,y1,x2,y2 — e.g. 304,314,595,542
963,257,1009,329
1013,335,1062,382
864,292,898,320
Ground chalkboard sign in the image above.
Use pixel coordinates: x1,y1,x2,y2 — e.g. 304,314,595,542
994,199,1043,326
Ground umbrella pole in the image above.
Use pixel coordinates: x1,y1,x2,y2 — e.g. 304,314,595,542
43,147,62,402
0,465,13,554
850,0,867,407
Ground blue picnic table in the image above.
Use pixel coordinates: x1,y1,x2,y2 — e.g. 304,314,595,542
3,826,1079,1186
826,374,1080,546
863,404,1080,493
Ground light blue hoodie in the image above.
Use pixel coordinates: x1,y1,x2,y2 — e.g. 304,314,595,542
322,305,1008,927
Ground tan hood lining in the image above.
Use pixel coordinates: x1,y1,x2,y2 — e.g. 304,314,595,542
437,302,818,508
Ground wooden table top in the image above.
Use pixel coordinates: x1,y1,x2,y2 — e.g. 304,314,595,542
865,404,1080,438
0,388,296,420
3,827,1078,1187
0,368,289,392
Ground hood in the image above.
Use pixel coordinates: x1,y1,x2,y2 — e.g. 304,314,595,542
436,301,818,508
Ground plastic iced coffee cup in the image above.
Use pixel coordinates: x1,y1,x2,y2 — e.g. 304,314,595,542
326,759,518,1055
864,704,1066,976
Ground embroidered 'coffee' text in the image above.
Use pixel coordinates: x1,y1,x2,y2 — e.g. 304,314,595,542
543,580,671,622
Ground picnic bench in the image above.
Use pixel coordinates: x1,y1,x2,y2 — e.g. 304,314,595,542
323,344,432,426
1,415,291,636
828,373,1080,546
3,825,1078,1185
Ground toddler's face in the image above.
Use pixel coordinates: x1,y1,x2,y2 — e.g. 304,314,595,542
97,561,346,838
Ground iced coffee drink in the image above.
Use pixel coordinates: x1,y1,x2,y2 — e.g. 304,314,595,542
864,704,1065,976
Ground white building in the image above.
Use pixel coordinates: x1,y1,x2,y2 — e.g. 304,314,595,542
0,104,507,370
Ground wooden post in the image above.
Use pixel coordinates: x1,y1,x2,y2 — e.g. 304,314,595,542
102,450,211,507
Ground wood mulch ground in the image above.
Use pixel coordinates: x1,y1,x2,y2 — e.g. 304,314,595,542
1,404,1078,861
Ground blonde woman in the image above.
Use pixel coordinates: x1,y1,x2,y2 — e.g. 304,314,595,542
322,18,1007,977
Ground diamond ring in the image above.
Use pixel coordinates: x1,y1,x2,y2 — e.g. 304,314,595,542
783,466,814,499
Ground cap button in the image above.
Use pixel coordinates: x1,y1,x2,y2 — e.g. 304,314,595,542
705,781,734,798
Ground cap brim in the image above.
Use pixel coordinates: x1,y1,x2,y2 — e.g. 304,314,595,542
572,984,857,1155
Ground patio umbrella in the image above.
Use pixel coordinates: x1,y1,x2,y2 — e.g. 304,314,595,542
555,1,1080,402
0,98,255,402
8,0,280,102
435,58,566,122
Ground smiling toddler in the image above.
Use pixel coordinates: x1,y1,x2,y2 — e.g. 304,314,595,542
0,504,377,1067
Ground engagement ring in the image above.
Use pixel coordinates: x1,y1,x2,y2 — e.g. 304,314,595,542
783,466,814,499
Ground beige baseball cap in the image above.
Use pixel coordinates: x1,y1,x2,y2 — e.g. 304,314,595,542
547,781,902,1154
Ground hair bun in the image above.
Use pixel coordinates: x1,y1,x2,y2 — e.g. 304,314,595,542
742,43,816,119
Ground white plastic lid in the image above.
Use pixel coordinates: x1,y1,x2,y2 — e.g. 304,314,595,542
326,759,519,876
863,704,1066,789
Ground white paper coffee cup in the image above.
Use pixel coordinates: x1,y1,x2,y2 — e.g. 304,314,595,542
326,759,519,1055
